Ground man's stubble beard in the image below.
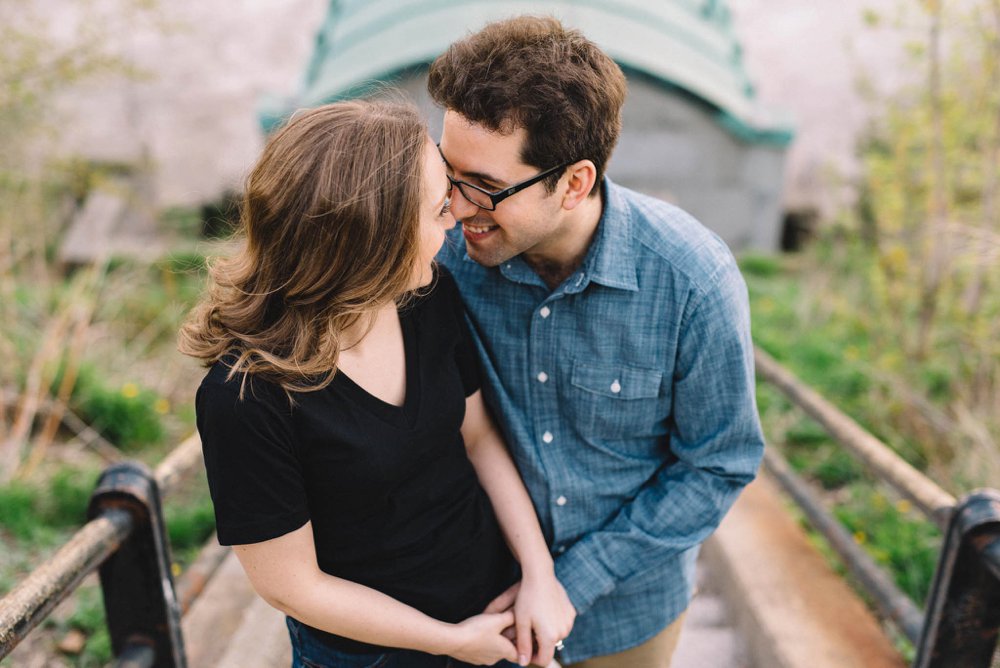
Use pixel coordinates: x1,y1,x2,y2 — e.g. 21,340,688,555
460,214,517,268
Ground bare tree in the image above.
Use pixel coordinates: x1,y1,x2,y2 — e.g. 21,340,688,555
962,0,1000,315
916,0,950,359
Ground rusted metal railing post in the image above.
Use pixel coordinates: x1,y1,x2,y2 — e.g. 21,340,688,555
913,490,1000,668
87,461,186,668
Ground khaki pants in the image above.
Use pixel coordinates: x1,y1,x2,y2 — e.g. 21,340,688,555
561,611,686,668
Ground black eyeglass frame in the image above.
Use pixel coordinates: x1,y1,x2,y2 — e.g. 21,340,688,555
438,144,575,212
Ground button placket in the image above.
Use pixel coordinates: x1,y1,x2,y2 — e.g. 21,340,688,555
528,295,565,546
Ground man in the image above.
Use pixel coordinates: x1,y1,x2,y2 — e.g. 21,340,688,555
430,15,765,668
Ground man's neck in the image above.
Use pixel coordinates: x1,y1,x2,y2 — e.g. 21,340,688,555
523,193,603,290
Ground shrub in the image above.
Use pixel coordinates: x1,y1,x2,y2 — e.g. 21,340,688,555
72,366,164,451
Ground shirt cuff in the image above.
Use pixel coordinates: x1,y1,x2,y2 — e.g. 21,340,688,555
554,539,617,615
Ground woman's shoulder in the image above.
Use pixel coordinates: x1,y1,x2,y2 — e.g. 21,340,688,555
198,354,287,410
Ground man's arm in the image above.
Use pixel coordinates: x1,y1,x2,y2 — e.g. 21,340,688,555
554,260,765,615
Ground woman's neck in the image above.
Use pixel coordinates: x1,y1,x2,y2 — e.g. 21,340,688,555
340,301,398,352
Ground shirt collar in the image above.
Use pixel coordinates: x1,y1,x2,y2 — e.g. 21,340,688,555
462,177,639,292
582,178,639,292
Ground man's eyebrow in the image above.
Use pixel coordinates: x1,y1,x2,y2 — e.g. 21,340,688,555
461,169,506,187
437,144,506,187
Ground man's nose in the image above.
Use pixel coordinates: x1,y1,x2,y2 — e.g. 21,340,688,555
450,188,482,221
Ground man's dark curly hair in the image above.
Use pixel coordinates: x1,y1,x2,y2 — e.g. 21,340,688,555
428,15,627,195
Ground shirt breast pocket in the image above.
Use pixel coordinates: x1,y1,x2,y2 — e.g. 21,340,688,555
568,360,666,446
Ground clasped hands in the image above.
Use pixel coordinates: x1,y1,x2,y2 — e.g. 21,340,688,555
481,575,576,667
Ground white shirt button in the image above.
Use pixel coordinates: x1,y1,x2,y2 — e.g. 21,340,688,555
537,371,549,383
539,306,551,318
554,545,566,554
610,380,622,394
542,431,554,444
556,495,567,506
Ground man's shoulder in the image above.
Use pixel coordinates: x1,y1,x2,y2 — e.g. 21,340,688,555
611,183,737,284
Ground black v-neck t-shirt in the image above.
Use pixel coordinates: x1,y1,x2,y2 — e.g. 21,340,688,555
196,269,515,651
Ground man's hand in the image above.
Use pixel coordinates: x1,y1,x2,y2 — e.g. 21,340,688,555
484,577,575,666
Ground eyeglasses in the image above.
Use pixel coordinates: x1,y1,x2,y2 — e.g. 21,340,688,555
438,144,573,211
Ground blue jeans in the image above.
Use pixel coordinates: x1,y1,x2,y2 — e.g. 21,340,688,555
286,617,517,668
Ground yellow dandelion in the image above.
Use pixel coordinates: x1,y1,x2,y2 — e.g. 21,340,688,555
896,500,912,514
121,383,139,399
154,398,170,415
171,562,182,577
880,245,909,275
879,351,902,371
853,531,867,545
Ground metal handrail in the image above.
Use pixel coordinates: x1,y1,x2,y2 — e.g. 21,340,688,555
755,347,957,529
0,508,133,657
754,346,1000,666
0,434,205,663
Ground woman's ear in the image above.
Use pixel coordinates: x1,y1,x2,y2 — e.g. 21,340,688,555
561,160,598,211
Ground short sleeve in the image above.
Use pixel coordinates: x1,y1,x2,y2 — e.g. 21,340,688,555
196,378,310,545
436,266,481,397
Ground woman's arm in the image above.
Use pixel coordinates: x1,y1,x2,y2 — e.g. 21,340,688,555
233,522,518,666
461,390,576,667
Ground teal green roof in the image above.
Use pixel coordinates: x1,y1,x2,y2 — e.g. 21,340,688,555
261,0,792,145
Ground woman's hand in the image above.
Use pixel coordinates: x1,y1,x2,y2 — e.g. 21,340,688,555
447,611,519,665
484,574,576,666
461,393,575,664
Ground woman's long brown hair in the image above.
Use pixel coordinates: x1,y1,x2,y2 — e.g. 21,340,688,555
178,100,427,394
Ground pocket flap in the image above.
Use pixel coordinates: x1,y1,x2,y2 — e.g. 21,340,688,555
571,361,662,399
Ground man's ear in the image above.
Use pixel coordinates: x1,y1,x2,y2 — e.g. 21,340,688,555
561,160,598,211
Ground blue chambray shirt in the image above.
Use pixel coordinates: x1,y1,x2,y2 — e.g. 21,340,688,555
438,178,764,663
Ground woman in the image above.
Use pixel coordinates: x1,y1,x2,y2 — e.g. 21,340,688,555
178,100,574,667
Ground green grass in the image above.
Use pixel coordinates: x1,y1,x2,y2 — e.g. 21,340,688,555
68,364,165,452
0,467,100,543
66,585,112,667
164,474,217,567
832,486,940,605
